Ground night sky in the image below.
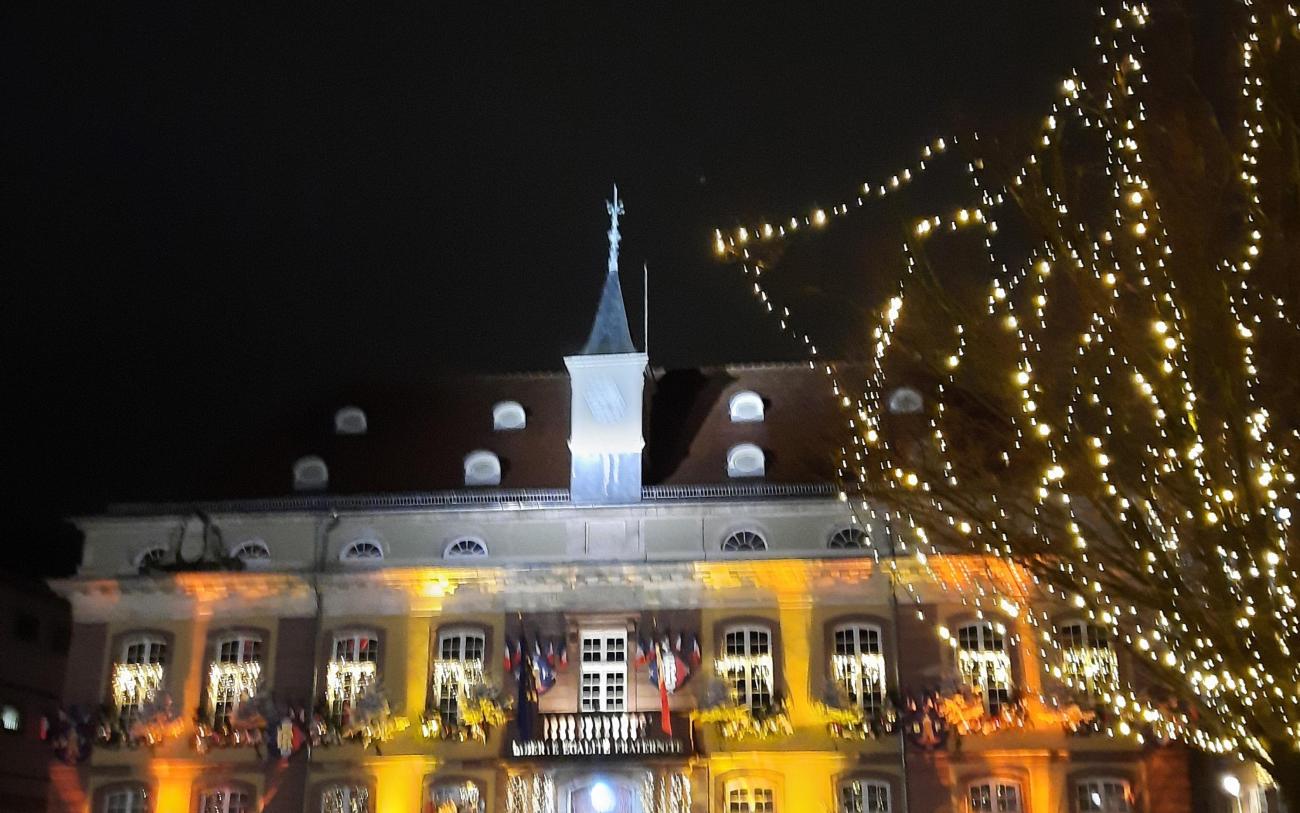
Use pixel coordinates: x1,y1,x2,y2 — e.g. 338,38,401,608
2,3,1089,575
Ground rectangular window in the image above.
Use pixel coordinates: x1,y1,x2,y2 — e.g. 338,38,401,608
579,630,627,712
832,624,886,715
432,628,486,724
321,784,370,813
1076,779,1130,813
208,635,262,722
114,636,167,725
955,623,1013,715
1060,622,1119,698
728,785,776,813
198,788,251,813
326,632,379,719
969,782,1021,813
718,626,774,713
842,780,891,813
104,787,148,813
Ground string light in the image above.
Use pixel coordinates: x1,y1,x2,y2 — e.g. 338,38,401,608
715,0,1300,780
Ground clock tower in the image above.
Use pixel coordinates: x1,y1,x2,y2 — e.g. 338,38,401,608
564,187,648,505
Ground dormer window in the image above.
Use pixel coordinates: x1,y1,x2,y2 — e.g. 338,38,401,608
727,443,766,478
828,526,869,550
728,390,765,423
293,455,329,491
341,539,384,562
230,539,270,562
135,546,169,570
721,529,768,552
463,450,502,486
492,401,527,431
334,406,368,435
887,387,923,415
444,538,488,558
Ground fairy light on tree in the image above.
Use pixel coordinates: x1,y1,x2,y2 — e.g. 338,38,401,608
716,0,1300,802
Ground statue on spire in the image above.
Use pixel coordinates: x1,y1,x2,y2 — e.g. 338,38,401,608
606,184,624,280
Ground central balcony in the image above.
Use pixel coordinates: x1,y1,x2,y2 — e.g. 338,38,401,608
508,711,694,759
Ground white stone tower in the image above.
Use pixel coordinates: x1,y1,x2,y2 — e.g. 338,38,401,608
564,186,648,504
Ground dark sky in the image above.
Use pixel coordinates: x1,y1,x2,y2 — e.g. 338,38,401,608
2,3,1089,575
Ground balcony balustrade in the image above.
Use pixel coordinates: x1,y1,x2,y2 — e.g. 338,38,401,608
508,711,693,759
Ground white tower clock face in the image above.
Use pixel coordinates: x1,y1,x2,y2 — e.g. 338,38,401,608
584,377,626,424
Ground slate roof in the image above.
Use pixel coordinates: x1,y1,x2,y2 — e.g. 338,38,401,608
179,362,855,503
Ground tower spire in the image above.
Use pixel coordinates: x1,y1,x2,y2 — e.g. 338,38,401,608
580,185,637,355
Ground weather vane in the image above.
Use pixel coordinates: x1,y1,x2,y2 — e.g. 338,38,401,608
606,184,624,278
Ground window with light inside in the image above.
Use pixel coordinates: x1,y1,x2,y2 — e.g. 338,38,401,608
209,635,262,723
726,780,775,813
430,781,485,813
198,787,251,813
326,631,378,720
1076,778,1130,813
113,635,167,726
1058,621,1119,698
433,628,486,724
968,781,1022,813
719,625,774,713
832,624,886,716
320,783,370,813
841,779,890,813
955,622,1013,715
580,629,627,712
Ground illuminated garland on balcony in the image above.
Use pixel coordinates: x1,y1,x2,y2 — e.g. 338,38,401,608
1058,645,1121,699
321,786,369,813
207,661,262,717
506,773,556,813
112,662,165,714
326,659,377,714
643,772,692,813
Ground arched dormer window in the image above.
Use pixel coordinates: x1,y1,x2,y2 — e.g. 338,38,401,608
230,539,270,562
727,443,766,478
134,546,169,570
828,526,868,550
463,450,501,486
968,780,1023,813
721,529,767,553
340,539,384,562
887,387,923,415
334,406,368,435
728,391,765,423
492,401,527,431
444,538,488,558
293,455,329,491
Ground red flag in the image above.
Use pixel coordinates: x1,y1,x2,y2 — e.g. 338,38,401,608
655,643,672,736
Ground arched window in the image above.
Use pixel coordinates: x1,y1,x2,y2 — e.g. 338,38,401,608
209,634,262,722
293,455,329,491
427,781,485,813
728,391,765,423
955,622,1013,715
831,624,886,716
719,625,774,712
492,401,527,431
727,443,766,478
103,786,149,813
726,778,776,813
887,387,923,414
320,783,370,813
135,546,168,569
327,630,379,719
444,538,488,558
841,779,891,813
433,628,486,725
721,530,767,553
341,539,384,562
334,406,368,435
230,539,270,562
828,526,868,550
1058,620,1118,697
1075,778,1131,813
463,450,502,486
114,634,168,725
968,780,1022,813
198,787,252,813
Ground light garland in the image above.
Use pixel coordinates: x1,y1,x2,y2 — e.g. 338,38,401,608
111,662,165,717
326,660,377,716
714,0,1300,786
207,661,261,717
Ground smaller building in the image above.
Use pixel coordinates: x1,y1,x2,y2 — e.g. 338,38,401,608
0,574,71,812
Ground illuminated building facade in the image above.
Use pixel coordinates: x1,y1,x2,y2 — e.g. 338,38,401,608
50,198,1197,813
